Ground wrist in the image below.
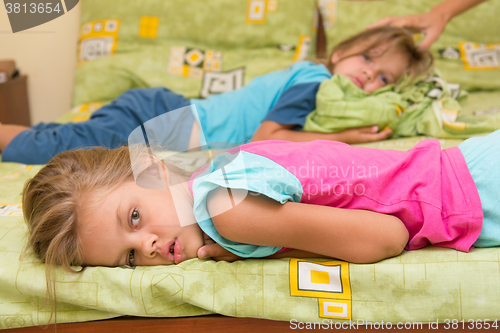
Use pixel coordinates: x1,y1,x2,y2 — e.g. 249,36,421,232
429,2,454,23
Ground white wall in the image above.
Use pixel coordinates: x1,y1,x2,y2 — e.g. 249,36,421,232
0,3,81,124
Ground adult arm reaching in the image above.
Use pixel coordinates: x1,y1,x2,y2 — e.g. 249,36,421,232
367,0,489,49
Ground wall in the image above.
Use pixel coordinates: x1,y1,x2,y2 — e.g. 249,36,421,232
0,2,80,124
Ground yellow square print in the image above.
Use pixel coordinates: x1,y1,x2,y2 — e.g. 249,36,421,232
267,0,278,12
290,259,351,299
459,41,500,70
319,299,351,319
293,35,312,62
78,19,120,63
139,16,159,39
246,0,267,23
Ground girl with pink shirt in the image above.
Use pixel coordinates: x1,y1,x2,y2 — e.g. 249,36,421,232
23,130,499,270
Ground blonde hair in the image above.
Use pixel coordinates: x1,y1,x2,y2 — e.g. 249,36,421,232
22,146,133,313
322,26,433,84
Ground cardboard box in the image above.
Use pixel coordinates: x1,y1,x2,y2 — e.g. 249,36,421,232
0,75,31,126
0,60,16,84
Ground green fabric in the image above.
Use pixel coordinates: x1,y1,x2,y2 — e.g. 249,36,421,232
72,0,317,105
394,76,500,139
5,0,500,329
302,74,403,133
3,143,500,329
322,0,500,91
304,73,500,139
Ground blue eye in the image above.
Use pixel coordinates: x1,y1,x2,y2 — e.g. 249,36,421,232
362,54,370,61
379,75,388,84
127,250,135,267
131,209,140,228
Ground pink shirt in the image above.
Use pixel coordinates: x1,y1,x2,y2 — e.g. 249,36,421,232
241,140,483,252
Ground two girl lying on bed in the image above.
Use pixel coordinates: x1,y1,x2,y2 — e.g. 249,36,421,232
22,25,499,264
24,26,485,285
1,26,431,164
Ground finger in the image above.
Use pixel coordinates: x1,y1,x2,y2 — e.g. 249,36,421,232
418,29,440,50
367,16,394,29
372,127,393,140
357,125,379,133
197,243,230,259
202,232,215,245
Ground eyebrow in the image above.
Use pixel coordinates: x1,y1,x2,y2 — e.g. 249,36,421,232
114,200,126,267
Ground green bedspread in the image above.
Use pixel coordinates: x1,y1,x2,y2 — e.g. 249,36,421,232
2,0,500,329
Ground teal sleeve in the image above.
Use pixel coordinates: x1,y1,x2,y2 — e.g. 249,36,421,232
192,150,303,257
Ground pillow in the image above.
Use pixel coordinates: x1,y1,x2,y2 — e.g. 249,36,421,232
4,153,500,329
72,0,318,105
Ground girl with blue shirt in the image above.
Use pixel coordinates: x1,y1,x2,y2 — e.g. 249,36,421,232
1,27,431,164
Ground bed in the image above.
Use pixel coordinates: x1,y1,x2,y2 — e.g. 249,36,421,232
2,0,500,331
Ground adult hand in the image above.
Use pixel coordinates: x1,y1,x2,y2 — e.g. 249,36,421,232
367,11,448,49
332,125,393,144
367,0,488,49
197,233,242,262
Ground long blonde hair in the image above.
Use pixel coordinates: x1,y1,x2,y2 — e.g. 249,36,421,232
22,146,133,313
321,26,433,83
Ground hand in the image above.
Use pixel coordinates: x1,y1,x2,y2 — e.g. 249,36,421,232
197,233,242,262
367,11,448,49
331,125,393,144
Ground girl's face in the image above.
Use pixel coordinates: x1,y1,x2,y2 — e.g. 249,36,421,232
77,178,204,267
331,44,409,93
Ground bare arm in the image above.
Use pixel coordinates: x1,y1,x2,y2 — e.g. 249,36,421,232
198,243,328,262
207,188,409,264
251,121,392,144
198,232,328,261
198,226,330,261
368,0,488,49
0,123,29,151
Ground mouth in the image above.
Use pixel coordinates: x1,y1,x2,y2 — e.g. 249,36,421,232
350,76,363,89
161,238,183,264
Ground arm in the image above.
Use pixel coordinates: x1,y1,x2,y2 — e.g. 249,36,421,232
207,188,409,264
251,120,393,144
368,0,488,49
198,243,329,262
198,231,327,261
0,123,29,151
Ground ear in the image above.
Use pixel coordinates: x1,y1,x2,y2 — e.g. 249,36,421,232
330,50,342,65
132,153,167,190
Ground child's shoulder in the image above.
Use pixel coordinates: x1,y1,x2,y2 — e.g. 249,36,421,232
289,60,328,72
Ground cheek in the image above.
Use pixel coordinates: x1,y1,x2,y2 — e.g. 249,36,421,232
184,225,204,245
364,81,384,93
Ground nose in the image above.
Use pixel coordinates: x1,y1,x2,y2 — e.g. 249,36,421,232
139,233,159,258
363,66,375,81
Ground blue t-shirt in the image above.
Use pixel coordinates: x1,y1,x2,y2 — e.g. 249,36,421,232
190,61,331,145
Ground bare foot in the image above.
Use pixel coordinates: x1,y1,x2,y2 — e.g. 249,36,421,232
0,123,30,151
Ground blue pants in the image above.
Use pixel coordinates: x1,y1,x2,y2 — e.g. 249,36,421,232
2,88,192,164
459,130,500,247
